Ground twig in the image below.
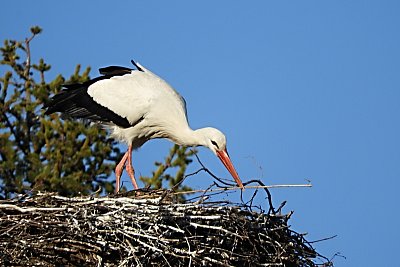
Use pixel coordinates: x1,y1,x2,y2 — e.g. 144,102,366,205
0,204,66,213
308,235,338,244
173,184,312,195
192,152,235,187
171,167,205,191
243,179,276,215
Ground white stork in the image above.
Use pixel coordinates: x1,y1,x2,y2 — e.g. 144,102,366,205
44,60,244,192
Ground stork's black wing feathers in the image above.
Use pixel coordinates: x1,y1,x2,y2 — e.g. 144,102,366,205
99,66,133,76
44,83,132,128
130,60,144,72
99,60,143,75
43,61,148,128
43,65,137,128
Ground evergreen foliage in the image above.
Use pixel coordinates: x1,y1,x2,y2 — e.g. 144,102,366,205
140,144,196,192
0,27,195,198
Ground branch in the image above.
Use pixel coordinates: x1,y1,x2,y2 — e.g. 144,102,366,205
308,235,337,244
2,112,28,156
173,184,312,196
23,31,36,151
192,152,236,187
0,204,66,213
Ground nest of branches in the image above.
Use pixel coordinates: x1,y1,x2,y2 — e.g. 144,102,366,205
0,189,331,266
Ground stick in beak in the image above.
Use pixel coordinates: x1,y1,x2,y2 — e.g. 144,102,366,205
216,149,244,189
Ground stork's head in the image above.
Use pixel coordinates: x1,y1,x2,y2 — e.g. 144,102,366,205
197,127,244,189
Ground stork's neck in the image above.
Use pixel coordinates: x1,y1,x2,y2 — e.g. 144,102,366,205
168,127,208,147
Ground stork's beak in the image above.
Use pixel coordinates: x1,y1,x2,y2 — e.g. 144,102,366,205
216,149,244,189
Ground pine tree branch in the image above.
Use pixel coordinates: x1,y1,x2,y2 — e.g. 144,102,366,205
2,112,28,156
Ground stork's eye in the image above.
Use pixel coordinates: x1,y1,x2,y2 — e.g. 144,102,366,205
211,140,219,149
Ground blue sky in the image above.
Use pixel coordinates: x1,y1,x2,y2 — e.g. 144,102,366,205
2,1,399,266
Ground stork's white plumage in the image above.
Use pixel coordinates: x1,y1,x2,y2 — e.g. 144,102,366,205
44,60,244,192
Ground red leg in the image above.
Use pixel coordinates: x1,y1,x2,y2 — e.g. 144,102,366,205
115,150,129,193
126,144,139,189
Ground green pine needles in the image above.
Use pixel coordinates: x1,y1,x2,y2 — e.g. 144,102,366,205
140,145,196,192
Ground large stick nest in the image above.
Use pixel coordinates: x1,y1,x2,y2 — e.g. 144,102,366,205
0,190,330,266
